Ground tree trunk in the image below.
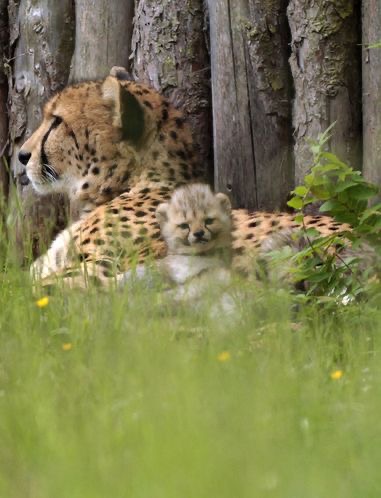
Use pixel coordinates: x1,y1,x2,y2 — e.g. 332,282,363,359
69,0,134,82
288,0,362,184
362,0,381,198
0,0,9,200
132,0,212,180
7,0,75,262
208,0,293,210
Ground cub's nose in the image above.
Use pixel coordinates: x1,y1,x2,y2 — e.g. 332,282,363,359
193,229,205,239
18,150,31,166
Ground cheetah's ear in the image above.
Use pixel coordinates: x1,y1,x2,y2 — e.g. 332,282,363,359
102,76,145,144
215,192,231,214
156,203,169,224
109,66,134,81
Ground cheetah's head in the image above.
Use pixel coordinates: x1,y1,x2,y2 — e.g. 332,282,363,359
18,72,158,209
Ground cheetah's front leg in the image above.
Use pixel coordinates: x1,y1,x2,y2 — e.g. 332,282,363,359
30,226,78,281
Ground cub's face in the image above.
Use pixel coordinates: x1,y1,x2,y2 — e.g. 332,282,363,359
156,184,232,255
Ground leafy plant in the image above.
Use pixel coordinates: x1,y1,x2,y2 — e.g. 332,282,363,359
285,124,381,303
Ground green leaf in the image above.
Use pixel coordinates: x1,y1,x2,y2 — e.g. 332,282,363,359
359,204,381,223
308,272,332,283
333,179,359,193
320,152,348,167
319,200,343,212
317,123,336,146
287,197,304,209
319,163,342,173
310,144,320,156
309,186,331,200
347,184,379,200
294,186,308,196
304,227,320,238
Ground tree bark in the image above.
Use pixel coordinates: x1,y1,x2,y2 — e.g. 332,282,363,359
208,0,293,210
132,0,212,180
8,0,75,262
242,0,293,209
362,0,381,198
69,0,134,82
288,0,362,184
0,0,9,200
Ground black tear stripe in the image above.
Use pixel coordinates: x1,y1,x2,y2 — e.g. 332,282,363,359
41,117,63,181
69,129,80,150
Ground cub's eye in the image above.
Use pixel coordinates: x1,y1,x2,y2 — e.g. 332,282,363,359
204,218,215,225
178,223,190,230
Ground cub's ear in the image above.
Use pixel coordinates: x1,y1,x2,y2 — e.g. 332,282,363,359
102,76,144,144
155,203,169,224
215,192,231,214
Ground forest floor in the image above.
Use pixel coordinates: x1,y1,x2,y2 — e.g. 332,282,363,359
0,266,380,498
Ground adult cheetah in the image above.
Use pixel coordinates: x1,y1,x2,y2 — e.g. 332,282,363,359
18,68,347,288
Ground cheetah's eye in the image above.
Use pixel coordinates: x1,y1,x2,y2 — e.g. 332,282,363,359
52,115,63,127
178,223,190,230
204,218,215,225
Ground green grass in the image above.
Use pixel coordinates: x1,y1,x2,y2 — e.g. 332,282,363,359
1,265,381,498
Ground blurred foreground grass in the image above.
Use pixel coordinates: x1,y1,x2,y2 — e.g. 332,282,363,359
0,266,380,498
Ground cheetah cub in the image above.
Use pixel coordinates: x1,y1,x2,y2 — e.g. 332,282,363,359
155,183,232,286
118,184,232,297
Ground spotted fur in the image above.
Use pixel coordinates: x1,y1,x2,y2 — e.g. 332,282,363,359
20,68,349,288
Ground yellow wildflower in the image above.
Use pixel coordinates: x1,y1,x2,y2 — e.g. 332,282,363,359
62,343,73,351
217,351,231,362
330,370,343,380
36,296,49,308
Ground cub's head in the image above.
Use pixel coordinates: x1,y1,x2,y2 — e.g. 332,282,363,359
156,183,232,255
18,71,164,210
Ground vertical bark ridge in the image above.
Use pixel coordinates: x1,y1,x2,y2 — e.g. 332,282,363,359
288,0,362,184
208,0,293,210
362,0,381,199
0,0,9,201
70,0,134,82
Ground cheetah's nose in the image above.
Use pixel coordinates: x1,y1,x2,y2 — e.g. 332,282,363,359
18,171,30,186
193,230,205,239
18,150,31,166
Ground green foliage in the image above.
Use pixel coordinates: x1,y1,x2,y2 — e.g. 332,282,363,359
1,265,381,497
287,124,381,303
